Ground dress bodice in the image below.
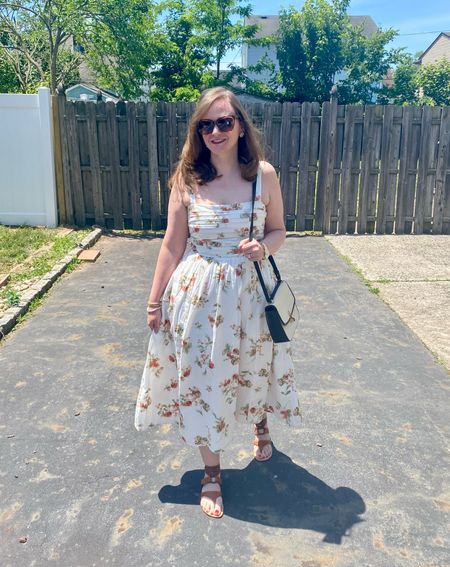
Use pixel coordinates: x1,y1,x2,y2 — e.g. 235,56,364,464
186,170,266,260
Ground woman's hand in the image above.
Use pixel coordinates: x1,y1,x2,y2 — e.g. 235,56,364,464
147,308,162,333
238,238,264,261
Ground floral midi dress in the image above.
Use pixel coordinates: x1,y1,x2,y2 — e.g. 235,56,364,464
134,168,301,452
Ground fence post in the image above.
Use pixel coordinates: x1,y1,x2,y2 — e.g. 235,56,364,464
52,86,66,225
57,86,75,225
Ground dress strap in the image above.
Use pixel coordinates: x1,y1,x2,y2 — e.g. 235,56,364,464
255,165,262,200
188,190,196,205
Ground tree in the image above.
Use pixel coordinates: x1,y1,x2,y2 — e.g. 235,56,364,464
379,57,450,106
275,0,404,104
190,0,258,80
0,0,159,97
276,0,349,103
337,25,403,104
83,0,160,99
0,45,19,91
416,58,450,106
0,1,88,93
377,54,418,105
148,0,211,101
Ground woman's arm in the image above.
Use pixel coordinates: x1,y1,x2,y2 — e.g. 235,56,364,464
147,188,189,305
260,161,286,255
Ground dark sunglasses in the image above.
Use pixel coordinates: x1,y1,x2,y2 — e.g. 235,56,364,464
197,115,236,135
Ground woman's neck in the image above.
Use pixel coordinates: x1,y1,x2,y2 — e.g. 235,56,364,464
210,154,241,178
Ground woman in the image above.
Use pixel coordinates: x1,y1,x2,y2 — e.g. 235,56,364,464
135,87,301,519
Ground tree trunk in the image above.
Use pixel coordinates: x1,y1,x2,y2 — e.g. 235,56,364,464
50,48,57,94
216,58,220,80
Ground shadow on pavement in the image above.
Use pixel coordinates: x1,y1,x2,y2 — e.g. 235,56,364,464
159,447,365,544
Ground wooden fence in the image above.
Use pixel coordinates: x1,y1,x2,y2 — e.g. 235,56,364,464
53,93,450,234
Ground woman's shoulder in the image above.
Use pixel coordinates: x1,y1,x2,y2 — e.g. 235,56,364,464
169,185,191,209
259,160,276,176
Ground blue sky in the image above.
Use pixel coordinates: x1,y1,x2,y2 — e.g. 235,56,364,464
223,0,450,64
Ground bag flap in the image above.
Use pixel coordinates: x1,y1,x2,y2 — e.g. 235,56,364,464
270,280,297,324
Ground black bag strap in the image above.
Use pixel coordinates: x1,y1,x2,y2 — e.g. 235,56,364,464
249,178,282,304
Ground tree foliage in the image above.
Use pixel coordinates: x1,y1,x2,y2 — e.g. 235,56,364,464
0,0,158,97
416,58,450,106
277,0,349,103
147,0,210,101
189,0,258,81
377,53,418,105
337,25,401,104
379,57,450,106
83,0,159,99
274,0,404,104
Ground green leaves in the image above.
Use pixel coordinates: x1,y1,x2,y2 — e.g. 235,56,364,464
276,1,350,103
275,0,405,104
416,59,450,106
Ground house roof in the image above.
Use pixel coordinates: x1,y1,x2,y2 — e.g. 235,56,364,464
65,83,121,102
417,32,450,63
245,14,378,39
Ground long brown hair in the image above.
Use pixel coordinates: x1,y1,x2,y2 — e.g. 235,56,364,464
169,87,264,194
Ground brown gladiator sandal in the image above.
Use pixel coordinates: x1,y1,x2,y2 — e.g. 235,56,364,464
253,417,273,462
200,470,224,518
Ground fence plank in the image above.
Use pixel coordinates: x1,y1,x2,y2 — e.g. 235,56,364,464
86,102,104,225
308,102,321,230
415,106,434,234
317,96,338,233
279,103,294,228
348,106,364,234
339,105,356,234
377,105,395,234
330,104,345,233
65,102,85,226
106,102,123,229
56,95,74,224
52,95,66,224
157,102,169,226
396,106,413,234
358,105,379,234
146,102,160,230
433,106,450,233
297,102,311,231
127,103,142,229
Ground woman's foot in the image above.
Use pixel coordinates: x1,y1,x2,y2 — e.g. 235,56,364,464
200,464,223,518
253,416,273,461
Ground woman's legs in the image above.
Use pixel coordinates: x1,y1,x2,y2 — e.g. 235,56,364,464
199,445,223,517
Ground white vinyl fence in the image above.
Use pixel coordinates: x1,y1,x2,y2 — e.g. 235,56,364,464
0,87,57,227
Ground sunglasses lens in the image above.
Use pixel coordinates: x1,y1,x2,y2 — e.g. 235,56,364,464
217,117,235,132
198,120,214,134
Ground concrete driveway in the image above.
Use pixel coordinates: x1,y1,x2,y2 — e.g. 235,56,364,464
1,234,449,566
326,234,450,371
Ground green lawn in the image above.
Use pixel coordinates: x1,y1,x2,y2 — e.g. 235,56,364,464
0,226,90,308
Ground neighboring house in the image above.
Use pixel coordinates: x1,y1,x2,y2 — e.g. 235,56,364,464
242,14,378,84
417,32,450,64
61,35,97,84
65,83,120,103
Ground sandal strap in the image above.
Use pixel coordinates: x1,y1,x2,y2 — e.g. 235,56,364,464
201,474,222,486
201,490,222,500
253,438,272,448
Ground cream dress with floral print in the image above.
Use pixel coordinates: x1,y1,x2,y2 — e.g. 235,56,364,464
135,167,301,452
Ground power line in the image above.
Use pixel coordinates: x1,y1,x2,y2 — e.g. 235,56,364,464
397,30,449,36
